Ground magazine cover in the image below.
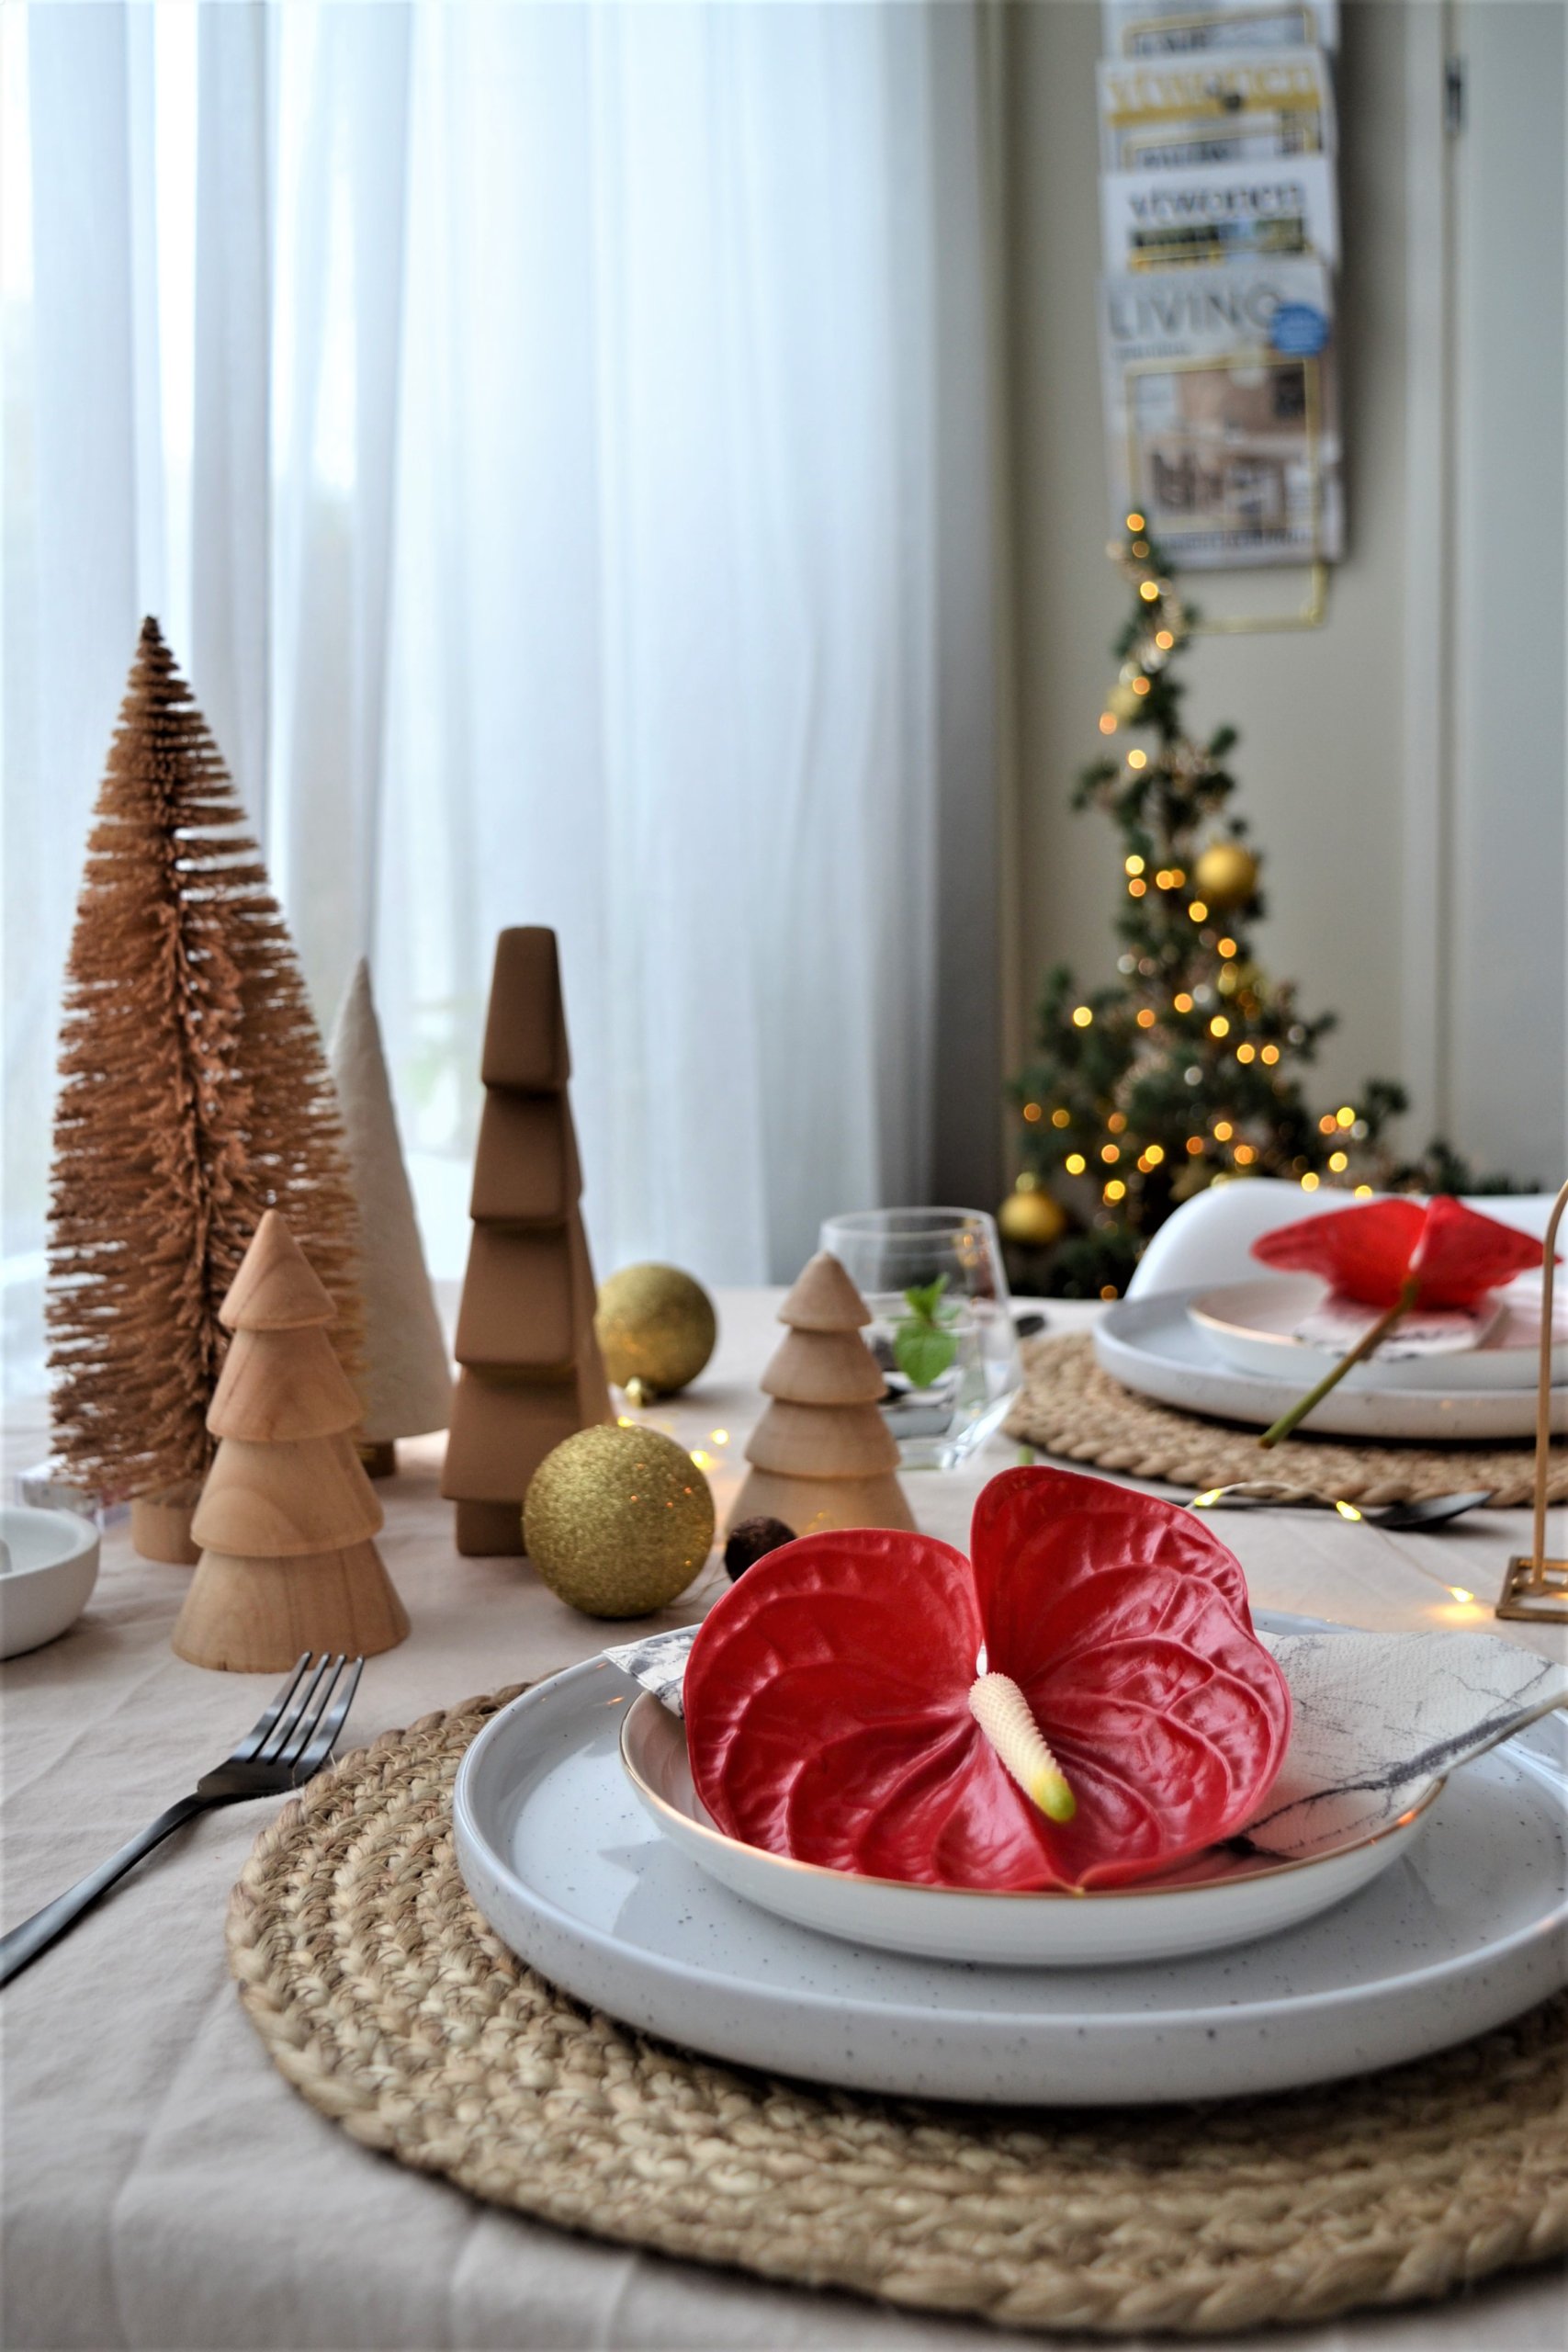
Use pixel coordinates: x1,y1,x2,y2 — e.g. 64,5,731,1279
1104,0,1339,55
1100,259,1344,567
1100,155,1338,272
1098,48,1335,172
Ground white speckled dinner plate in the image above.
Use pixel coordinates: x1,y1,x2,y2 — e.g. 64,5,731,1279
615,1690,1438,1967
1190,1275,1568,1395
1097,1289,1567,1440
452,1637,1568,2106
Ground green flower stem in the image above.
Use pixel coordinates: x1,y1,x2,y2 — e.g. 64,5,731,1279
1256,1274,1420,1451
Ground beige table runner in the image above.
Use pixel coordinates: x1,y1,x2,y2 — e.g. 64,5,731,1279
4,1292,1564,2351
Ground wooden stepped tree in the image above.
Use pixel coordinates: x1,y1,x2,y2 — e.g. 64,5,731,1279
329,956,452,1475
728,1251,915,1538
173,1211,409,1671
48,618,360,1565
442,928,612,1555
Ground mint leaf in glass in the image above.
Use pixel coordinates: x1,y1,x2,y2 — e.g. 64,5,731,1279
893,1275,959,1390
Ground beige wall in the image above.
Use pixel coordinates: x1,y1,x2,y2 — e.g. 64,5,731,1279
1002,0,1421,1151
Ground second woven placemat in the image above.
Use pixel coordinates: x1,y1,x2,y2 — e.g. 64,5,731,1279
1006,1333,1564,1508
229,1690,1568,2338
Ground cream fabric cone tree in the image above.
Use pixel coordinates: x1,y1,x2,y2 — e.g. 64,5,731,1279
329,957,452,1472
173,1212,411,1671
728,1251,915,1538
442,929,612,1555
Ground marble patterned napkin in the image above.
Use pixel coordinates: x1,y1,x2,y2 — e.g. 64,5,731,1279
604,1623,1566,1864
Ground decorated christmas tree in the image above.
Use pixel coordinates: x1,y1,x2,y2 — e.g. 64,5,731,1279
1007,530,1477,1300
48,620,361,1561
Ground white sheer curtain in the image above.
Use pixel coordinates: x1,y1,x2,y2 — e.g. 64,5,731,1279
2,1,997,1391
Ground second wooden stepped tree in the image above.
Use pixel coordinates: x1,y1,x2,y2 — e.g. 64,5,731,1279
173,1212,410,1671
443,929,612,1555
728,1251,914,1537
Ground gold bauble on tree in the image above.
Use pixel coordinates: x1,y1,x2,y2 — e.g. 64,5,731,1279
523,1423,716,1618
1105,682,1145,725
998,1184,1068,1249
595,1262,717,1400
1193,840,1259,912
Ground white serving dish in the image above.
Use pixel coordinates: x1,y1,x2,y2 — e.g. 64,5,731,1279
452,1643,1568,2106
1096,1289,1567,1440
0,1506,100,1659
617,1689,1436,1965
1190,1275,1568,1395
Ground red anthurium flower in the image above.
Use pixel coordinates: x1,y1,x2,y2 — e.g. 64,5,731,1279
1252,1195,1546,1311
684,1465,1291,1893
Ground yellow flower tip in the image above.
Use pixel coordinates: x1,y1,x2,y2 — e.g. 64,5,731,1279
1034,1769,1077,1824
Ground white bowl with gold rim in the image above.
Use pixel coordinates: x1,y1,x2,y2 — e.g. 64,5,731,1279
617,1690,1438,1968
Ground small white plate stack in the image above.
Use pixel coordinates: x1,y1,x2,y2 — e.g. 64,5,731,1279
453,1620,1568,2109
1094,1276,1567,1439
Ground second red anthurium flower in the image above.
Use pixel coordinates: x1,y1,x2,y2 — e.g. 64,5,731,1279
1252,1194,1546,1312
684,1465,1291,1892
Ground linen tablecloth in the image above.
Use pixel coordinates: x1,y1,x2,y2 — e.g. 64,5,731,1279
3,1292,1563,2352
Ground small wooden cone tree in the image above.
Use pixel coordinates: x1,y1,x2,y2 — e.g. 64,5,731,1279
442,929,612,1555
728,1252,915,1538
173,1212,409,1671
329,957,452,1475
48,620,361,1564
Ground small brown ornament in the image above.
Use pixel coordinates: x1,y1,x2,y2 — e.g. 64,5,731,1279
723,1516,795,1581
523,1425,715,1619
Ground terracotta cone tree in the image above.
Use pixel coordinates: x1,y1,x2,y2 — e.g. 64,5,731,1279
442,929,612,1555
48,619,360,1565
728,1251,915,1538
329,956,452,1475
173,1212,409,1671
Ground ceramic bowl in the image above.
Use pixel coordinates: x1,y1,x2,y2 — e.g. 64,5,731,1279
618,1690,1438,1966
0,1506,100,1658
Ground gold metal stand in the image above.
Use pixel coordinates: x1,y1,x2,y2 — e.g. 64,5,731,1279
1496,1176,1568,1623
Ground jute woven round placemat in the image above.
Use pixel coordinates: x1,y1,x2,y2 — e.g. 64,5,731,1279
229,1689,1568,2338
1006,1334,1566,1509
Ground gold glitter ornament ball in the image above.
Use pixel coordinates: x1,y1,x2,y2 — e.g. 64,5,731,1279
998,1185,1067,1249
523,1424,716,1618
595,1262,717,1397
1193,840,1259,912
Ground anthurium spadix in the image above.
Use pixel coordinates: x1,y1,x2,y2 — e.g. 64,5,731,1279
684,1465,1291,1892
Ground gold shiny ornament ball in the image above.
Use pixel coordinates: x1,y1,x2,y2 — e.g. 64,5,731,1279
998,1186,1068,1248
595,1262,717,1397
1193,841,1259,912
524,1424,716,1619
1105,682,1145,725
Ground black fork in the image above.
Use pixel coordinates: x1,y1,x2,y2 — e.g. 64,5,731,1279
0,1652,363,1989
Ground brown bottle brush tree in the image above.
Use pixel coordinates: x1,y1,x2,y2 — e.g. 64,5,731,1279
47,618,362,1562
